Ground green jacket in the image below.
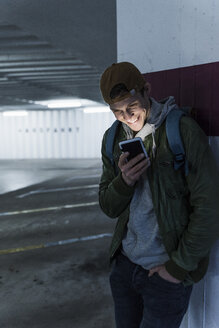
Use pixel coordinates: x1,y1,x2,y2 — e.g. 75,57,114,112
99,116,219,284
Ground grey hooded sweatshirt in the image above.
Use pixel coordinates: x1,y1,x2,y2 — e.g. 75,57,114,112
122,96,178,270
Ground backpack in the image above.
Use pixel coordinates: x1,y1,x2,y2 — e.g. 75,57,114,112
106,108,194,177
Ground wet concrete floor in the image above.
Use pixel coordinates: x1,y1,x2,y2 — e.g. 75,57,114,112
0,159,116,328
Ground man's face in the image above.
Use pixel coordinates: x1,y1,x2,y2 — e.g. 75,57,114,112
110,89,151,132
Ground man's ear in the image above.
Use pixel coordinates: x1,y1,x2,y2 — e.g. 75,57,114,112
144,82,151,95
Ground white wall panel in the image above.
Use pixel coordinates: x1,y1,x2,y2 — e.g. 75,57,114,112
31,111,37,158
68,110,74,158
84,111,91,158
37,111,43,158
9,116,16,158
53,110,60,158
0,109,115,159
117,0,219,72
59,110,65,158
4,117,13,158
74,109,80,157
44,111,51,158
25,113,30,158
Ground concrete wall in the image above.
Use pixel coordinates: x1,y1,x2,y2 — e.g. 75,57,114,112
117,0,219,72
117,1,219,327
0,109,115,159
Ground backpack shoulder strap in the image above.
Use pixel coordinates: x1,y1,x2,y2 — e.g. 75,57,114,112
165,109,189,176
106,120,121,170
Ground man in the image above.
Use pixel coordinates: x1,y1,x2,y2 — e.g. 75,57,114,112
98,62,219,328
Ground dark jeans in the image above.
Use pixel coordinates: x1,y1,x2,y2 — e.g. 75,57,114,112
110,253,193,328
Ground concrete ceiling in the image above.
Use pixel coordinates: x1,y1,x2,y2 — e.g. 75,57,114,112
0,0,116,111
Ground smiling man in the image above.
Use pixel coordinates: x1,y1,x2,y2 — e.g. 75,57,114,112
109,85,151,133
98,62,219,328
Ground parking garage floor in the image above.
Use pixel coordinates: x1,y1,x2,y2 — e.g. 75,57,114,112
0,159,115,328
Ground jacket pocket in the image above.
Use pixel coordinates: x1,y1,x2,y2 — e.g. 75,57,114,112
156,158,191,230
158,159,189,200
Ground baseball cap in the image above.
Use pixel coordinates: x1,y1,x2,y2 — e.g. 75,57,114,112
100,62,146,105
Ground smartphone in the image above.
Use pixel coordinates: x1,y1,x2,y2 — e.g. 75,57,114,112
119,137,149,161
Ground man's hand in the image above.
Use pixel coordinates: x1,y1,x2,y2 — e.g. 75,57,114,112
148,265,182,284
118,152,150,186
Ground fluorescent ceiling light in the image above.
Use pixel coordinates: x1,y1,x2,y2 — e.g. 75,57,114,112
84,106,110,114
34,98,109,112
48,99,81,108
3,111,28,117
35,99,82,108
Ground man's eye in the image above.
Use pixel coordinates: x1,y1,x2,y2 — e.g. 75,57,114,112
128,107,136,112
115,111,123,116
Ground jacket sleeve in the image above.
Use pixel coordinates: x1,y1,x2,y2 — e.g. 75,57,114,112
165,117,219,281
98,130,135,218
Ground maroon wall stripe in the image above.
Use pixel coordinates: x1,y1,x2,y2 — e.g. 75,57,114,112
143,62,219,136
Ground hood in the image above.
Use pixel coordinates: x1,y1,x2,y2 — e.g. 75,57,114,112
147,96,178,128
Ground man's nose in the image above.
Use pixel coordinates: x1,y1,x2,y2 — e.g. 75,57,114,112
124,112,133,121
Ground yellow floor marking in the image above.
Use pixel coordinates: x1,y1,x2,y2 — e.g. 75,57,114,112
0,233,112,255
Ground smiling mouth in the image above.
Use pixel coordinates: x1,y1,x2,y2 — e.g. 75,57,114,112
127,118,138,124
